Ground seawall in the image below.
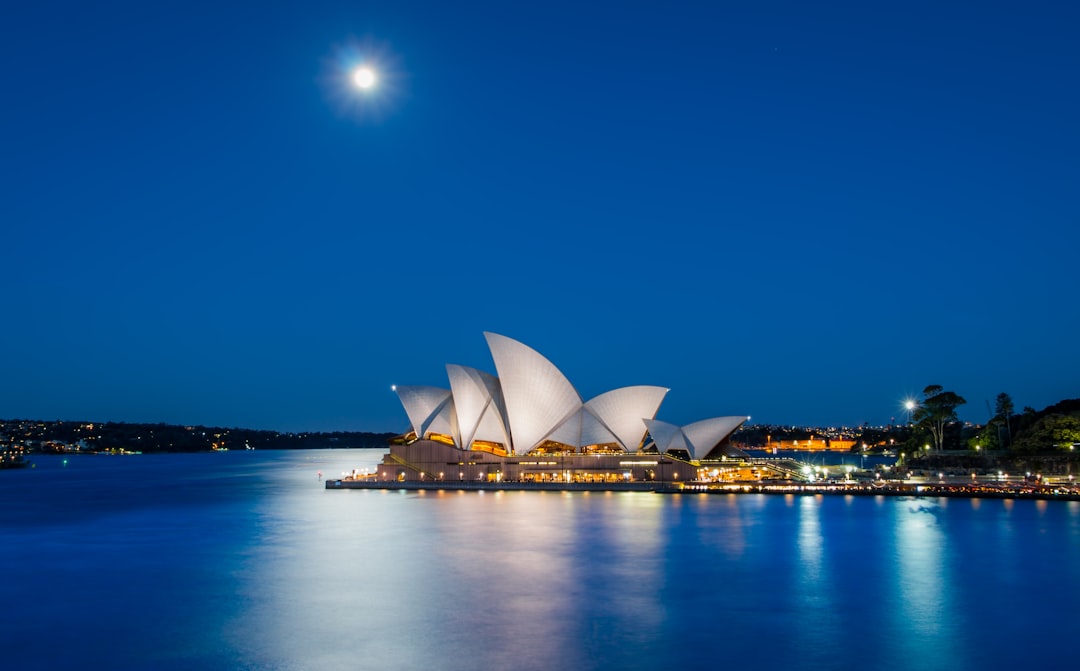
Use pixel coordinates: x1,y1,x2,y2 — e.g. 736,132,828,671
325,479,1080,501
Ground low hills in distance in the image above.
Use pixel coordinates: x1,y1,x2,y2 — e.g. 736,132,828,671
3,396,1078,457
0,419,397,454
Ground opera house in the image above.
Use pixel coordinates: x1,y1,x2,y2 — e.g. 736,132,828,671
374,333,747,484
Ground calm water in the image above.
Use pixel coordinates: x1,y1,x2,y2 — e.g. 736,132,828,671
2,450,1079,671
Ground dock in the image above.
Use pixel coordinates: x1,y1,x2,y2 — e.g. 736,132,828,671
325,478,1080,501
326,479,682,493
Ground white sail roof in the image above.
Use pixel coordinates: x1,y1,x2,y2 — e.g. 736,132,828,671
484,332,582,455
645,416,747,459
541,407,620,449
585,385,668,451
395,386,456,440
391,333,745,460
644,418,686,453
682,416,747,459
446,364,509,450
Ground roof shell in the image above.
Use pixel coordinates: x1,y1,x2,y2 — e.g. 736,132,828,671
584,385,668,451
446,364,509,450
682,416,747,459
395,386,456,440
392,333,745,459
484,332,582,455
645,416,747,459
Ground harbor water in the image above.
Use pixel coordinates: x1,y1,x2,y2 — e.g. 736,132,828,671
2,449,1078,670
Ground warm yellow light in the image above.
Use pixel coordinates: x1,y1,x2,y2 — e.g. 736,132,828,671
353,66,376,89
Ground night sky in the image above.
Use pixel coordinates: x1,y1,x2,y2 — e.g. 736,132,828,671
3,1,1078,432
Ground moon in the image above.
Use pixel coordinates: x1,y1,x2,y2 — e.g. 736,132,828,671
352,66,377,89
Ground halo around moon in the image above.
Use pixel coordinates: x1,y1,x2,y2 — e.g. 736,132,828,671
352,66,377,89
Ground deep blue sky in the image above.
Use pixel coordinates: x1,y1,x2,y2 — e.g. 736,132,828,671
3,1,1078,432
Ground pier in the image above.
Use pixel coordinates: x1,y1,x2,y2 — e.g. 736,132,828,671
326,479,682,493
326,477,1080,501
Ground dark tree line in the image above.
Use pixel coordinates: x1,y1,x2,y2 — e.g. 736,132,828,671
1,419,397,453
902,388,1080,455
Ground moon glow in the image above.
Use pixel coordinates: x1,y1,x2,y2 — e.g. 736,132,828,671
352,66,377,89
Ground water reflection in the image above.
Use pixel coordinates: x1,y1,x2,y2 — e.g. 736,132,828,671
890,498,955,660
789,496,844,664
797,495,823,581
690,492,747,559
7,452,1080,670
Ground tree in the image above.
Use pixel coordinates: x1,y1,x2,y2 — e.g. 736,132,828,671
1012,414,1080,452
995,392,1015,446
912,385,967,452
967,424,1000,451
1050,416,1080,449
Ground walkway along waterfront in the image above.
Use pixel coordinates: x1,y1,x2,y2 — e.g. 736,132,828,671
332,439,1080,501
326,477,1080,501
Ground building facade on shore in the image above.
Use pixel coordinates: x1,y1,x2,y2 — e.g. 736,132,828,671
763,437,858,452
373,333,748,483
376,439,701,483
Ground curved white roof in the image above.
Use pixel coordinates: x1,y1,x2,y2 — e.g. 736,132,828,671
446,364,509,450
484,332,582,455
585,385,668,451
642,418,679,450
545,407,586,447
392,333,745,459
473,398,512,446
578,408,619,447
544,406,628,449
681,416,747,459
395,386,456,441
645,416,747,459
644,419,690,454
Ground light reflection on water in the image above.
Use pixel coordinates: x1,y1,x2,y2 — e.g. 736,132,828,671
3,450,1080,670
892,498,953,660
